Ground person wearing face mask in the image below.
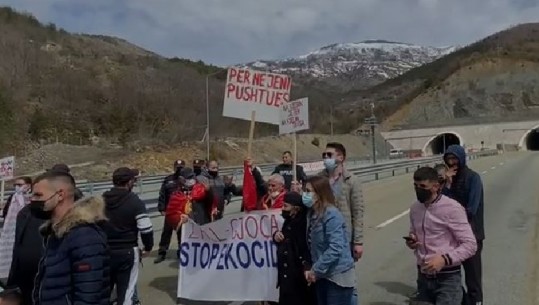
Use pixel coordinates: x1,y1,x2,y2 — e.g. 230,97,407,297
199,160,226,220
30,171,110,305
1,177,31,220
406,167,477,305
192,159,206,177
0,177,32,281
317,142,364,305
102,167,153,305
155,160,185,264
272,192,316,305
443,145,484,305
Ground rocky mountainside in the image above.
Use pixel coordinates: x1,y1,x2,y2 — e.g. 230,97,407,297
335,23,539,130
244,40,456,90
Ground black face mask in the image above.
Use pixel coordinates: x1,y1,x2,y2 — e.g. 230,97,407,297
281,210,292,219
30,200,54,220
194,167,202,176
208,170,218,178
415,188,433,204
174,167,183,177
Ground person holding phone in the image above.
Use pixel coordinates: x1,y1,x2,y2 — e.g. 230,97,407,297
406,167,477,305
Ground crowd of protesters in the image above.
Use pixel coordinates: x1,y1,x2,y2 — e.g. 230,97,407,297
0,142,484,305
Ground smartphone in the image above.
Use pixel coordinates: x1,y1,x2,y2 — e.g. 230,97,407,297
403,236,416,242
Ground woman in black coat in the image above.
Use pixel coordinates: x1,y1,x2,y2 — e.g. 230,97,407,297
272,192,317,305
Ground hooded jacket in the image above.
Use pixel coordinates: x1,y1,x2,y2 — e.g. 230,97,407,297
33,197,110,305
102,188,154,251
443,145,485,240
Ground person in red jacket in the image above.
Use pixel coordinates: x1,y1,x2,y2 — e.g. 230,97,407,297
242,158,286,211
166,168,218,229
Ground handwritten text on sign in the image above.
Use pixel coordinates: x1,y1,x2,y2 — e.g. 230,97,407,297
222,67,292,125
0,156,14,180
279,97,309,134
178,210,284,302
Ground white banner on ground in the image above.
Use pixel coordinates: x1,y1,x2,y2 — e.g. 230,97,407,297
279,97,309,134
178,210,284,302
0,156,14,180
222,67,292,125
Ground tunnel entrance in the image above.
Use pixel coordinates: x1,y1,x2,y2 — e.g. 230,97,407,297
525,129,539,150
426,133,461,155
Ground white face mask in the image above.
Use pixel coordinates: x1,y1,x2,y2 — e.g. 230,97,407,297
270,191,281,199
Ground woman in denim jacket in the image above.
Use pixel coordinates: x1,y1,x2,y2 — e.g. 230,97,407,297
303,175,355,305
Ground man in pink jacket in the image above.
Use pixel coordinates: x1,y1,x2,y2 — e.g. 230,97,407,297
405,167,477,305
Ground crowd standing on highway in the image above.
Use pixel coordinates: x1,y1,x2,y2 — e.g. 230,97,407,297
0,142,485,305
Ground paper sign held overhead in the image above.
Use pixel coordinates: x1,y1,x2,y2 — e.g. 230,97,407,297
0,156,14,180
279,97,309,134
222,67,292,125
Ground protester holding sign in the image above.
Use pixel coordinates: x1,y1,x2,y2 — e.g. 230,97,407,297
272,151,307,191
303,175,355,305
273,192,316,305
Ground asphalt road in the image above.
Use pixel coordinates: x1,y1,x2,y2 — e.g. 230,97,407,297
136,152,539,305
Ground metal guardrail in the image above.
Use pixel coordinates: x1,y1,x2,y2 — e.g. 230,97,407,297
1,149,499,211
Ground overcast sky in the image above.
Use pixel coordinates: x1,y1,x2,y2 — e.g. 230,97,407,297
2,0,539,65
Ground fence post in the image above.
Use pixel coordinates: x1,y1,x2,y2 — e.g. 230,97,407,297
89,183,94,195
138,177,143,194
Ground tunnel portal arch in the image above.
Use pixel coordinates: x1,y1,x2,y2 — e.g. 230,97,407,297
518,125,539,151
423,132,463,156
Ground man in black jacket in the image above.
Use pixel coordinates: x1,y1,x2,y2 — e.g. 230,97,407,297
155,160,185,264
272,151,307,191
102,167,154,305
7,204,45,305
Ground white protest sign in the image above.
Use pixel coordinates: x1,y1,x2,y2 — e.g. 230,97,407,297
300,161,325,173
0,156,14,180
279,97,309,134
222,67,292,125
178,210,283,302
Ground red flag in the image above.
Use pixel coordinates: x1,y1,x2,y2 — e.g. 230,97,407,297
242,160,258,211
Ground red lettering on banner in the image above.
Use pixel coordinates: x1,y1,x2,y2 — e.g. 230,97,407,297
226,84,236,98
243,69,251,84
253,73,263,86
230,217,243,239
228,68,238,82
270,214,280,235
245,215,258,239
259,214,271,238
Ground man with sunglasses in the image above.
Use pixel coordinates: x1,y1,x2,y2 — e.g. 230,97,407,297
318,142,364,305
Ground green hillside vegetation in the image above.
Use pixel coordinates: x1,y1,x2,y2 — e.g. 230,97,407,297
0,7,347,155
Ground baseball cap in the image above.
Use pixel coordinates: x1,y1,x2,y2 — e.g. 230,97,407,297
284,192,303,207
49,163,70,173
193,159,205,167
112,167,139,185
174,160,186,169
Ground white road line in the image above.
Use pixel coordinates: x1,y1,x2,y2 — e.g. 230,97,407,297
375,209,410,229
500,162,504,165
491,166,496,170
482,171,488,174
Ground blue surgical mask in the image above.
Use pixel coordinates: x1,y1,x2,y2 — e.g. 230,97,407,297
302,192,314,208
323,158,337,171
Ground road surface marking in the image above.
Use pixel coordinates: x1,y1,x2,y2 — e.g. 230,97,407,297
491,166,496,170
482,171,488,174
500,162,504,165
375,209,410,229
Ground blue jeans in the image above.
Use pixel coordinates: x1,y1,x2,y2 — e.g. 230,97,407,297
417,270,463,305
316,279,353,305
351,286,358,305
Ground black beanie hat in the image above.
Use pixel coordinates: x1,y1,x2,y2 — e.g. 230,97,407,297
283,191,303,207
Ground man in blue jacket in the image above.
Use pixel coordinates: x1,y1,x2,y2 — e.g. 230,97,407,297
30,171,110,305
443,145,484,305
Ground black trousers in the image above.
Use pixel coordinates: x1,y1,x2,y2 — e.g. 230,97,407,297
462,240,483,304
110,248,139,305
157,219,182,256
